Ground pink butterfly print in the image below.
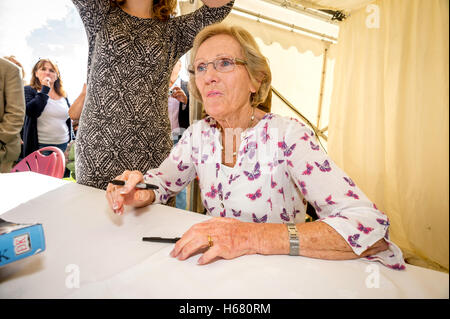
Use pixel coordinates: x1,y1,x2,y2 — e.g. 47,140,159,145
165,181,171,187
232,209,241,217
177,160,189,171
220,209,226,217
215,163,219,178
290,117,304,126
280,208,290,221
343,177,355,187
302,162,314,175
246,188,262,201
172,153,181,162
346,190,359,199
357,223,374,234
313,201,322,213
278,187,285,201
300,133,310,141
180,137,188,145
365,256,377,260
284,171,289,178
192,146,199,154
267,198,273,210
387,264,406,270
203,199,215,213
264,113,275,120
293,209,300,218
271,176,277,188
224,191,231,200
286,160,294,167
201,130,210,137
241,141,258,159
228,174,240,185
325,195,336,205
261,122,270,143
243,162,261,181
299,181,307,195
217,183,226,200
309,141,319,151
160,193,170,202
205,185,218,199
278,140,296,157
175,178,185,187
200,154,209,164
155,172,163,176
268,159,284,171
376,218,390,227
210,141,216,154
315,160,331,172
252,213,268,223
348,234,362,248
329,212,348,219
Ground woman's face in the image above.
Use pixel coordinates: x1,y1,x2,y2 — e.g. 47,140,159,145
194,34,257,121
35,62,58,86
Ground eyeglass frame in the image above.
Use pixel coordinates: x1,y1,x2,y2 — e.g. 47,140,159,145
188,56,248,77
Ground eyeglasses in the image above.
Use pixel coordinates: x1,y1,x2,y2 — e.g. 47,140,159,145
189,56,247,77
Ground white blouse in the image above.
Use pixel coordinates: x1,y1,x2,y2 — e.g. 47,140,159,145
144,113,406,270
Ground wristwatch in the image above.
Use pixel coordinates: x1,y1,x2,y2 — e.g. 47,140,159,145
287,223,300,256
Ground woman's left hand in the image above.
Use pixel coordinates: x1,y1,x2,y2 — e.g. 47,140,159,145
170,217,261,265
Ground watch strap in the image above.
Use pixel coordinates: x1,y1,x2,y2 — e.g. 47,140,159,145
287,223,300,256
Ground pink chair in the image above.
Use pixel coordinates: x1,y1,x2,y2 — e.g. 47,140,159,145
11,146,66,178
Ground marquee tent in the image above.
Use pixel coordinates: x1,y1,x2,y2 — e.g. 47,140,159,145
182,0,449,272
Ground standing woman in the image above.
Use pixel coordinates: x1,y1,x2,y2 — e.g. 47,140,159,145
22,59,72,157
71,0,234,190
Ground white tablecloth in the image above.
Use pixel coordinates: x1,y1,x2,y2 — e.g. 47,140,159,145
0,172,448,298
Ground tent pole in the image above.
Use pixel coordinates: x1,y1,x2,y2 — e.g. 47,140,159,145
232,6,337,43
316,41,330,129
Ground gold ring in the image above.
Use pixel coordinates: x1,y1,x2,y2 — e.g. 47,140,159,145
207,235,213,248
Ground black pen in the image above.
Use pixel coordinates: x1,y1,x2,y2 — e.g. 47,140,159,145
111,179,159,190
142,237,181,243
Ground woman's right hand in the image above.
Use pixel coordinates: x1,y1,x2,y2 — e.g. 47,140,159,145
106,170,155,215
43,77,51,87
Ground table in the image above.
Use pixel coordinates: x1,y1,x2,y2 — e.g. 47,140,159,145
0,172,448,299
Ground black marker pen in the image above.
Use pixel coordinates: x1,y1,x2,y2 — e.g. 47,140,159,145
110,179,159,190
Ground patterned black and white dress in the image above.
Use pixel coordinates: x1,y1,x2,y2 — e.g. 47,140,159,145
72,0,233,189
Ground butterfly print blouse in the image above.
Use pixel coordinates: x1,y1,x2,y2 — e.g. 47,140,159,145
144,113,405,270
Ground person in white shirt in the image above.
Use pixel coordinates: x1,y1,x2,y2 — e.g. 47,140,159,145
105,24,405,270
22,59,72,157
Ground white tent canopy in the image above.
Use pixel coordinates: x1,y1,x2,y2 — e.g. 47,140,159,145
183,0,449,272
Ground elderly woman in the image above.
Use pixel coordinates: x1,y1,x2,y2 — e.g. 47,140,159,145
106,24,405,270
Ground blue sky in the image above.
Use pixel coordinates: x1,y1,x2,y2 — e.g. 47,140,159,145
0,0,192,102
0,0,88,101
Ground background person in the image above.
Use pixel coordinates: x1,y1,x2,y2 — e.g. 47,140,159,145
168,59,189,209
22,59,73,157
0,57,25,172
3,56,26,84
71,0,234,190
105,24,405,270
